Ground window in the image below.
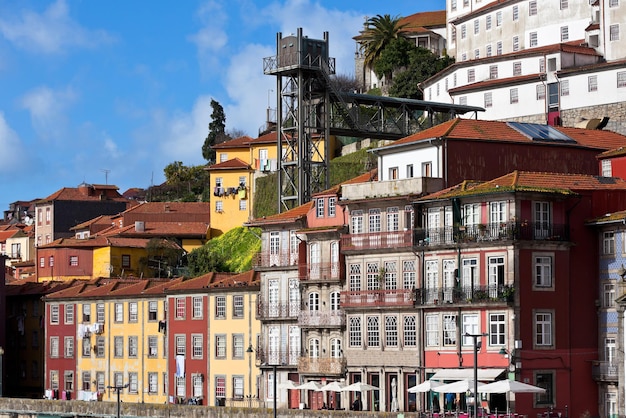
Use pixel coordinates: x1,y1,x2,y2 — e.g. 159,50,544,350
489,313,506,346
603,231,615,254
486,15,492,30
496,41,502,55
385,316,398,347
129,302,138,322
459,96,467,105
50,370,59,390
601,159,612,177
484,92,493,108
588,75,598,92
617,72,626,89
65,304,74,324
64,371,74,391
349,316,361,347
148,336,158,358
604,284,616,308
219,153,227,163
560,0,568,9
114,336,123,357
451,26,457,43
351,210,363,234
463,203,480,226
215,376,226,400
69,256,79,266
233,376,244,399
148,301,158,321
486,44,492,57
367,262,380,291
535,372,554,406
239,199,246,211
316,198,324,217
529,32,538,47
443,314,457,346
489,65,498,79
49,256,54,267
560,26,569,42
462,314,479,346
82,371,91,391
369,208,381,233
384,261,397,290
174,297,185,319
406,164,414,178
510,88,519,104
488,256,505,297
233,295,244,318
176,376,185,397
367,316,380,347
309,338,320,357
50,305,59,324
513,36,519,51
215,296,226,318
114,303,123,323
96,303,105,323
192,334,203,358
451,0,457,10
468,69,475,83
148,372,158,394
537,84,546,100
426,314,439,346
349,264,361,291
512,5,519,20
404,315,417,346
461,24,466,39
561,80,569,96
535,312,553,346
308,292,320,312
328,197,336,217
330,338,342,358
95,336,105,357
496,11,502,26
422,162,432,177
534,255,553,288
62,336,73,358
474,19,479,34
610,0,619,6
128,336,138,358
175,335,185,356
82,337,91,357
192,297,202,319
216,334,226,358
82,304,90,323
40,257,44,268
233,334,244,359
529,1,537,15
215,201,223,212
50,337,59,357
121,254,131,269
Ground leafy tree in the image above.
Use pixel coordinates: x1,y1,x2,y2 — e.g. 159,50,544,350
162,161,210,201
202,99,228,163
359,14,409,69
389,48,455,99
373,37,414,81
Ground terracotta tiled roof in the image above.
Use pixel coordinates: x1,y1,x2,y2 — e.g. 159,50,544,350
166,272,228,292
313,169,378,197
123,202,211,215
586,23,600,31
211,136,254,149
598,147,626,159
384,118,626,152
38,235,180,250
587,210,626,224
249,131,278,144
448,73,544,94
0,229,18,242
6,279,75,296
39,184,127,203
101,221,209,238
70,215,115,231
420,171,626,200
399,10,446,29
211,270,260,288
207,158,252,170
246,202,313,226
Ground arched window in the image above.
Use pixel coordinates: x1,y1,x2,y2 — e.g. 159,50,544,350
309,338,320,358
330,292,340,311
330,338,342,358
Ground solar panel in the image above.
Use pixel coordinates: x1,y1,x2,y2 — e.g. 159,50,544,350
508,122,575,142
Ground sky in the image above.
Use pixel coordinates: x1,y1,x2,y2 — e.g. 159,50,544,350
0,0,445,212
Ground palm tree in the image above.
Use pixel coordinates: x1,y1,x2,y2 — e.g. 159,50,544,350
359,14,409,69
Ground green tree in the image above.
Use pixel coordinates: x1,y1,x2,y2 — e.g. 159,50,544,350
202,99,227,163
138,238,185,278
359,14,409,69
373,37,414,80
389,48,455,99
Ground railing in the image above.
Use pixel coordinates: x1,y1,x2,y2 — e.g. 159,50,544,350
225,397,266,409
413,222,569,248
341,230,413,251
256,347,299,367
340,289,413,308
592,361,618,382
298,357,346,375
299,310,345,327
413,285,514,306
256,301,300,320
299,262,341,281
252,252,299,269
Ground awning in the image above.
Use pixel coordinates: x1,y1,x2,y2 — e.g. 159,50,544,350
430,368,505,381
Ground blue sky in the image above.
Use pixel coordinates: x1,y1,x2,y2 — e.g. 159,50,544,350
0,0,445,212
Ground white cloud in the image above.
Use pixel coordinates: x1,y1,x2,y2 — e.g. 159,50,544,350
0,112,26,172
103,133,121,160
19,85,77,140
0,0,114,54
188,0,229,77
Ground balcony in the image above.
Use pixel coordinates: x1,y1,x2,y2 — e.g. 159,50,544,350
341,177,444,200
252,251,298,269
341,230,413,252
256,301,300,320
299,311,345,328
255,347,299,367
592,361,618,382
298,357,346,375
413,285,514,306
299,262,341,282
340,289,413,308
413,222,569,249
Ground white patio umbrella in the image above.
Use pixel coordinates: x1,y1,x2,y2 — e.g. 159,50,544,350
408,380,444,393
278,380,300,390
316,381,346,392
478,380,546,416
433,379,484,394
340,381,380,392
296,381,323,391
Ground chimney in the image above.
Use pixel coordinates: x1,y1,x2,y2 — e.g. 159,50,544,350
135,221,145,232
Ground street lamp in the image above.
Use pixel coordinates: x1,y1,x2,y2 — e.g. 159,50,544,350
107,383,129,418
0,346,4,397
246,344,255,404
466,333,488,418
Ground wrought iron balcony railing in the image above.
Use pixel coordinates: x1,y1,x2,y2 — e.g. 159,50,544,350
256,301,300,320
252,251,299,269
413,285,514,306
340,289,414,308
592,361,618,382
298,310,345,328
298,357,346,375
299,262,341,281
413,222,568,248
255,347,299,367
341,230,412,252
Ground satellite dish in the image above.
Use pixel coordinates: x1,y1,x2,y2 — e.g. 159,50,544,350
24,216,33,226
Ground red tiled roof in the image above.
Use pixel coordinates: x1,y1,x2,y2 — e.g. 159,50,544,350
211,136,254,149
0,229,18,242
249,131,278,145
400,10,446,29
103,221,209,237
207,158,252,170
448,73,544,94
38,185,127,204
246,201,313,226
123,202,211,215
598,147,626,159
70,215,115,231
385,118,626,152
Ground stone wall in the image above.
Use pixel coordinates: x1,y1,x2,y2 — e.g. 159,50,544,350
0,398,420,418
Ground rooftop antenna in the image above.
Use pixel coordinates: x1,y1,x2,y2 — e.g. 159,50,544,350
101,169,111,185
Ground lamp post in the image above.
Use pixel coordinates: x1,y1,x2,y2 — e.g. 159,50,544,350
0,346,4,397
466,333,488,418
107,383,129,418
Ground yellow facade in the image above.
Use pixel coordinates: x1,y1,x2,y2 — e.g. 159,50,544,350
209,169,254,236
208,290,261,401
93,246,149,278
181,238,205,254
77,296,168,403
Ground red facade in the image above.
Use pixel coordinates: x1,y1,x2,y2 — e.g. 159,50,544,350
45,302,77,399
